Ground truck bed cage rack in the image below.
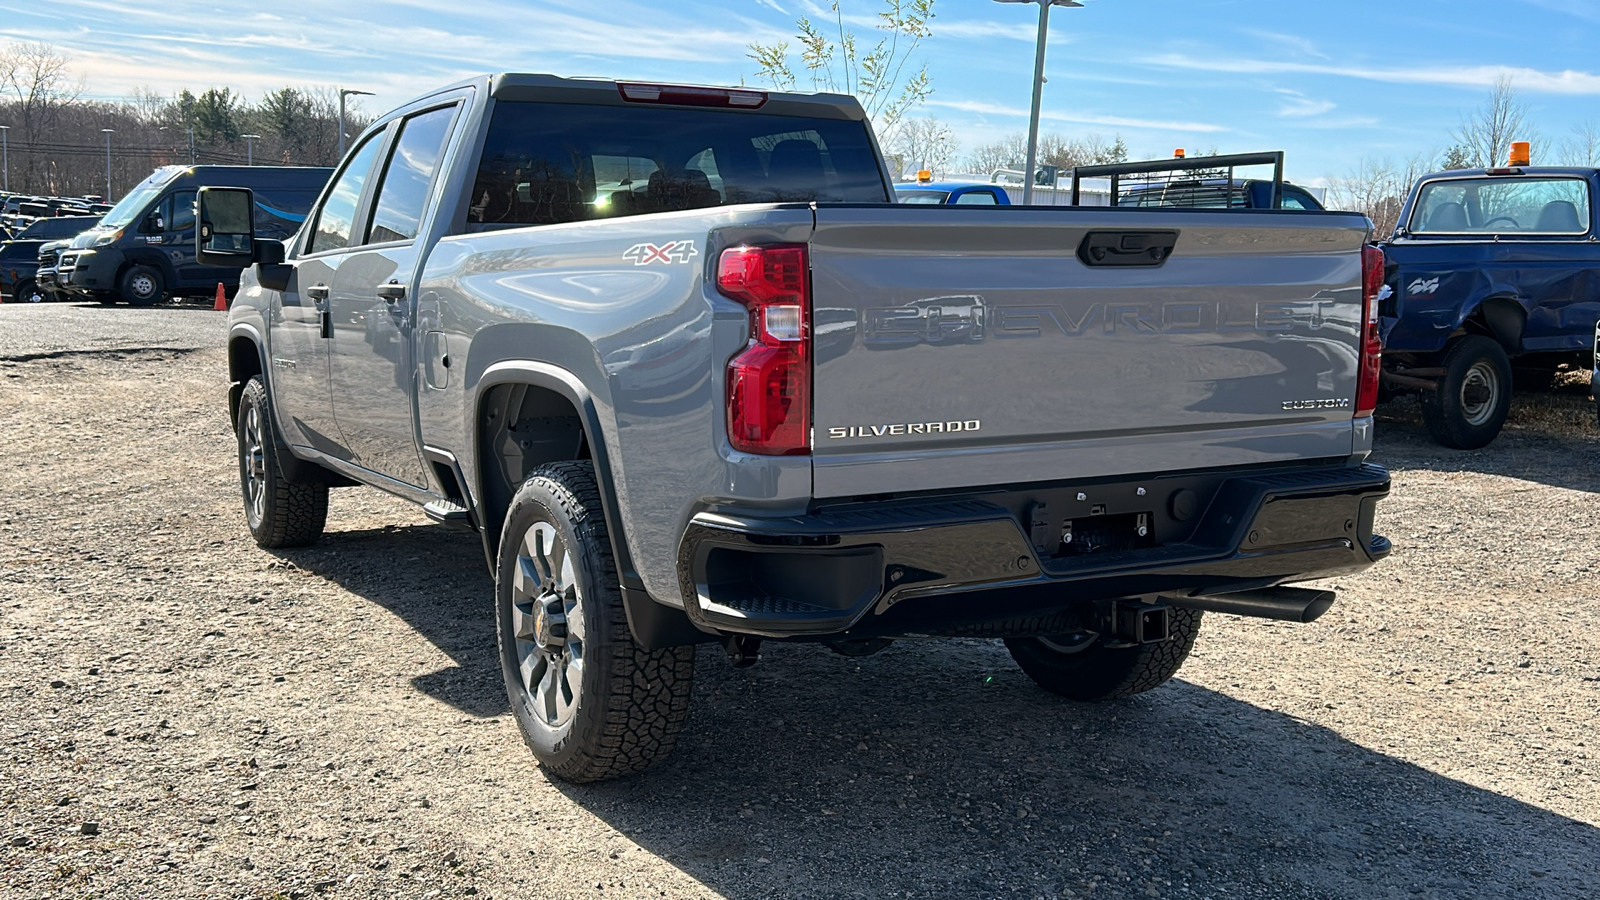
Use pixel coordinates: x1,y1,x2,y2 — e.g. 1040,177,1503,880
1070,151,1286,209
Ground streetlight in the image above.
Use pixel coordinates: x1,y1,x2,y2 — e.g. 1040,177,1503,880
101,128,114,199
993,0,1084,205
242,133,261,165
338,89,373,159
0,125,8,192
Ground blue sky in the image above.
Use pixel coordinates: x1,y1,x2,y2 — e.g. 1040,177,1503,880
8,0,1600,185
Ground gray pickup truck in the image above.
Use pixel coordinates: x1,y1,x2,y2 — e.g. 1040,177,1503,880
202,74,1392,783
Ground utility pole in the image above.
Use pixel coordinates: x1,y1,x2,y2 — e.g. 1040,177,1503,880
993,0,1086,205
188,126,196,165
102,128,115,199
0,126,8,192
338,88,373,159
242,133,260,165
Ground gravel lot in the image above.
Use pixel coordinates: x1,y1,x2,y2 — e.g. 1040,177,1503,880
3,302,1598,900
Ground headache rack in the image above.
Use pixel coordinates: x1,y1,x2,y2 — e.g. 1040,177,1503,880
1070,151,1286,209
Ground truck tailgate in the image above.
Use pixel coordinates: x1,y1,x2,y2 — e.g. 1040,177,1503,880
807,206,1372,499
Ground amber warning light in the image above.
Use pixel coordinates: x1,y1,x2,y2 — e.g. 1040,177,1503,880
1508,140,1531,167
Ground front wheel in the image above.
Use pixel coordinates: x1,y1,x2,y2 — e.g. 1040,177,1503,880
235,376,328,548
119,264,165,307
496,461,694,783
1420,335,1512,449
1004,608,1203,701
14,278,43,304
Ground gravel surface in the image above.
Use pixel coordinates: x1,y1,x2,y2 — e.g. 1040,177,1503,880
2,303,1598,899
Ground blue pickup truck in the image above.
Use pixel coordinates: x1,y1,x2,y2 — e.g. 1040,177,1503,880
1379,164,1600,448
894,180,1012,205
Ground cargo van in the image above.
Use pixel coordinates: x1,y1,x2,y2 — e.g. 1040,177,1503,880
59,165,333,305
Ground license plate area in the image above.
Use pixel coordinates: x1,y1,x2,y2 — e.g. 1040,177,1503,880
1057,510,1158,558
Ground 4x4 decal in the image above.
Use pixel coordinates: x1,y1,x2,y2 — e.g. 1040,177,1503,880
623,240,698,266
1407,276,1441,296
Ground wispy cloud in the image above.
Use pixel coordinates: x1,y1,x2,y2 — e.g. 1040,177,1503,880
1274,89,1336,118
1143,52,1600,94
1241,28,1329,60
927,98,1227,133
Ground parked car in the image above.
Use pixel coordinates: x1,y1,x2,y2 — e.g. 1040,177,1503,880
895,178,1012,205
58,164,333,306
205,72,1390,784
1378,155,1600,447
0,215,98,303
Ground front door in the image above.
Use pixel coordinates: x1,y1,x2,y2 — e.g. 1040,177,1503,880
137,190,196,287
327,104,459,489
266,132,387,460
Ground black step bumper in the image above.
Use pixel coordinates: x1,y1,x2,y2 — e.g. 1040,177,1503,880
676,463,1391,639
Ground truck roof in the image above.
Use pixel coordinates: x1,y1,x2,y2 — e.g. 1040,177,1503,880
398,73,871,123
1419,165,1599,180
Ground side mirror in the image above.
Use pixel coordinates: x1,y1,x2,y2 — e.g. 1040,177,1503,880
196,186,255,267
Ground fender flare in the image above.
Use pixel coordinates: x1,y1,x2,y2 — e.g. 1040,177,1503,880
471,360,709,650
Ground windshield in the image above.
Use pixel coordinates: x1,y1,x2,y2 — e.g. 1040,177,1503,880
1410,177,1591,235
98,169,182,230
466,101,888,230
896,189,951,204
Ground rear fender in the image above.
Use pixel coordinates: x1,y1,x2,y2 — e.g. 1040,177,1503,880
1458,295,1527,356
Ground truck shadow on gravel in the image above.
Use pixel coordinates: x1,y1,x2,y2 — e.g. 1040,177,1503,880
269,523,507,718
562,641,1600,900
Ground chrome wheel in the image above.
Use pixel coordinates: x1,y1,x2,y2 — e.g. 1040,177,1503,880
242,402,267,526
130,273,157,299
510,522,585,728
1459,361,1501,427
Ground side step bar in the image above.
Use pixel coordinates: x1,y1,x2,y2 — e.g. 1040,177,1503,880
1166,586,1336,624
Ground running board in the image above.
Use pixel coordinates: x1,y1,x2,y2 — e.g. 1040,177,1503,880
423,500,474,530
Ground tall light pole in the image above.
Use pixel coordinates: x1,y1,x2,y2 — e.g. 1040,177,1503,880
993,0,1084,205
188,126,196,165
101,128,115,199
0,125,9,192
242,133,260,165
338,89,373,159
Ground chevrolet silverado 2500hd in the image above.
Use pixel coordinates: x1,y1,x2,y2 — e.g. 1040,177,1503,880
203,74,1392,783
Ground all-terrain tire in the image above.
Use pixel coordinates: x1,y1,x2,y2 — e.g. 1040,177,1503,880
119,264,165,307
235,376,328,548
1420,335,1513,449
1004,608,1203,701
496,461,694,783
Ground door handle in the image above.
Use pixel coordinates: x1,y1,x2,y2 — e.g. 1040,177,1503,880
305,283,330,301
377,282,406,303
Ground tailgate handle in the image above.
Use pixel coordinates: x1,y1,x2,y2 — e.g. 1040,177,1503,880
1077,230,1178,267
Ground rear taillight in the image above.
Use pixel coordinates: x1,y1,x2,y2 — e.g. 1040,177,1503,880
1355,244,1385,418
718,245,811,455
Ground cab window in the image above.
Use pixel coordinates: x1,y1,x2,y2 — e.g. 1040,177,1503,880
953,190,1000,205
141,191,196,234
308,133,384,254
1411,177,1591,235
367,105,457,245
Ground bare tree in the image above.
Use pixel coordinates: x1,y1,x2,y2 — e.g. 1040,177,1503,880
966,133,1028,175
1327,153,1433,237
1558,119,1600,166
749,0,935,146
1451,76,1536,168
890,116,957,178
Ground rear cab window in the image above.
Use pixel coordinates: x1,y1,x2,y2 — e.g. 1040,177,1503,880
1410,176,1592,235
464,102,888,230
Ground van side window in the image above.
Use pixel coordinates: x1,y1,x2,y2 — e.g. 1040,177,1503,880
367,106,457,245
309,134,384,254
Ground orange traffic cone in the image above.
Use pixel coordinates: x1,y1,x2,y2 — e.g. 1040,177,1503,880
213,283,228,311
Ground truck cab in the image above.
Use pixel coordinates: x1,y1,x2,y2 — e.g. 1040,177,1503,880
895,178,1011,206
1379,155,1600,447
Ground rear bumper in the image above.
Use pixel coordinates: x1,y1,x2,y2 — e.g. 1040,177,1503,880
677,463,1391,639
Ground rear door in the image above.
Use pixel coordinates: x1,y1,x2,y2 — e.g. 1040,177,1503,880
326,102,461,489
806,206,1373,498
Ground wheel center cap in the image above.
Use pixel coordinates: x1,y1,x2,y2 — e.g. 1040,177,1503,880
534,597,566,651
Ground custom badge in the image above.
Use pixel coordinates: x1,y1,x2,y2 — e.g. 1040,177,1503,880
623,240,698,265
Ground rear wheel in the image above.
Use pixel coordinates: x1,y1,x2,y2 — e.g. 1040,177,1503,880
1004,609,1203,701
496,461,694,783
119,264,164,307
1420,335,1512,449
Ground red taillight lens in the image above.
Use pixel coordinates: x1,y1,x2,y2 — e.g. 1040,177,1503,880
1355,244,1385,418
718,245,811,455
